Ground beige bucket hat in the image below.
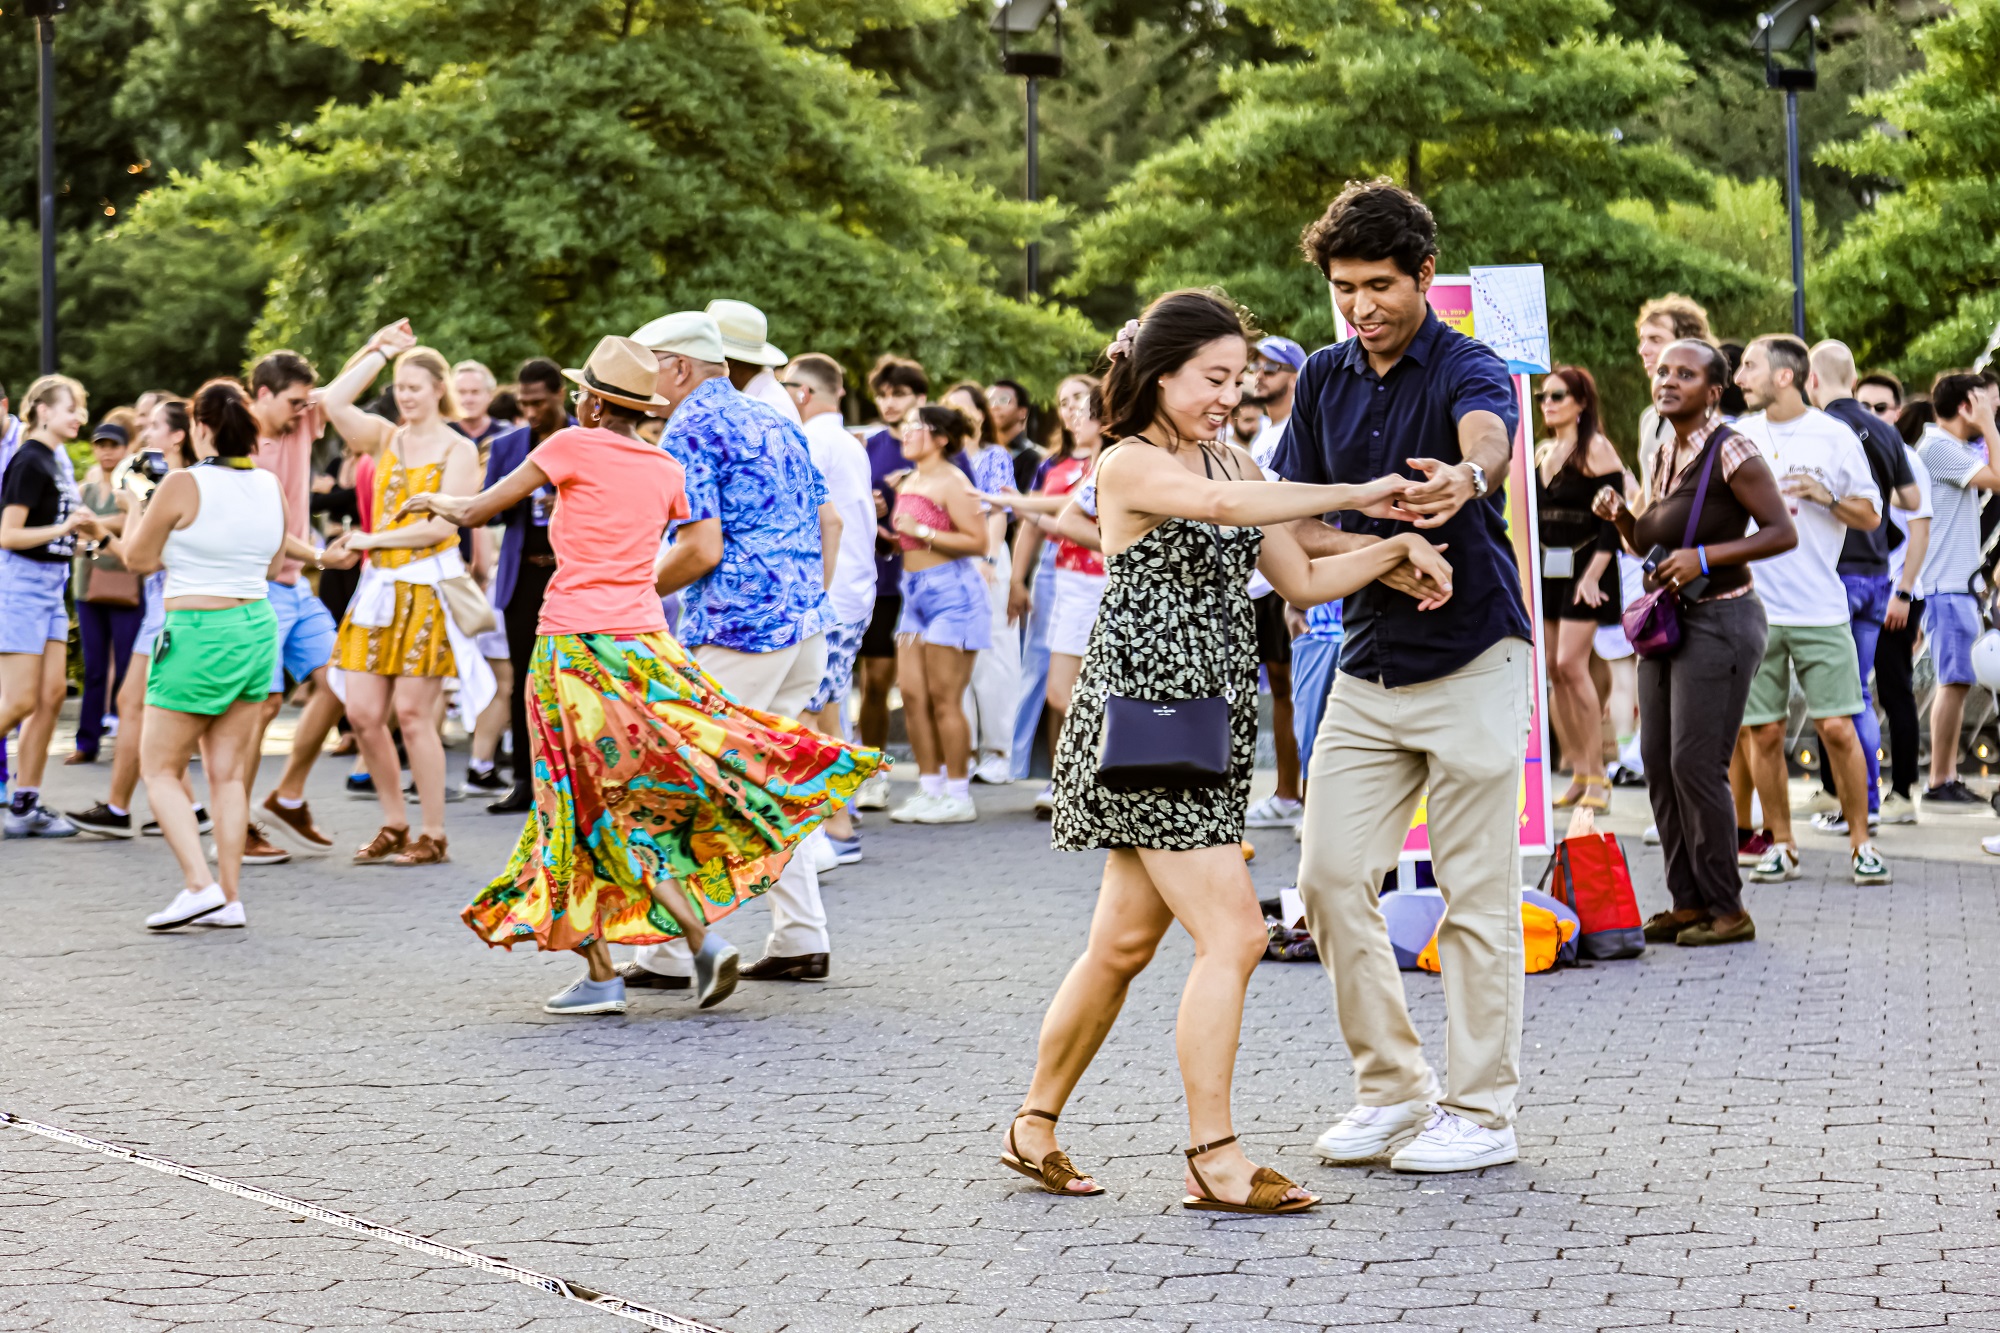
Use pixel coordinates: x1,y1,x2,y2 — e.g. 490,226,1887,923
561,336,675,412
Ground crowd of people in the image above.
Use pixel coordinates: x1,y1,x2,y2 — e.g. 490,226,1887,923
5,175,2000,1213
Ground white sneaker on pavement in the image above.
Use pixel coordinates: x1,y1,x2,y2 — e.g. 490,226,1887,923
1314,1088,1437,1163
1878,791,1917,825
197,900,247,928
1033,785,1056,820
915,793,977,824
145,883,227,931
972,755,1014,785
855,773,890,811
1389,1109,1519,1173
1245,794,1303,829
1643,823,1661,846
890,792,942,823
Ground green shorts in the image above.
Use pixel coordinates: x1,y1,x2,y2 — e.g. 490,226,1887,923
1741,621,1863,726
147,601,281,716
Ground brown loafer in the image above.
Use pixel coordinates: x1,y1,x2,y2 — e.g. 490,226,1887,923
1643,911,1704,944
240,823,292,866
262,792,332,848
1676,913,1754,947
739,952,829,982
614,962,691,990
387,833,449,866
353,825,409,864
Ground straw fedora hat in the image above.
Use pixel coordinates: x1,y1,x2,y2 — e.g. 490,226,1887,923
704,299,786,367
562,336,675,412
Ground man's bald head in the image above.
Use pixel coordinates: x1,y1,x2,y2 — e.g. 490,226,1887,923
1807,339,1857,408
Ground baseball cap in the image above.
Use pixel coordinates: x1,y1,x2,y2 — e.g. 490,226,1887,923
1256,336,1306,371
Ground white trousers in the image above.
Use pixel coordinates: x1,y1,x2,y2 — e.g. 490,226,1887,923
631,632,831,974
963,557,1020,765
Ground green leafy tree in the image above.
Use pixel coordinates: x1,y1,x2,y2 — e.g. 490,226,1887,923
0,1,156,230
130,0,1097,393
1609,177,1820,341
1816,0,2000,378
1067,0,1774,439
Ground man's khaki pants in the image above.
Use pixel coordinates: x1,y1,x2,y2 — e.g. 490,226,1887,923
632,633,831,976
1297,638,1529,1130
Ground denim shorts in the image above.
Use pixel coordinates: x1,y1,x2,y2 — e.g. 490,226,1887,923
1925,592,1983,687
0,550,69,655
1048,568,1108,658
896,560,992,651
267,578,339,691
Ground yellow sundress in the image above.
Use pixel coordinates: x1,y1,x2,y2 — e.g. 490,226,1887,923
334,442,458,678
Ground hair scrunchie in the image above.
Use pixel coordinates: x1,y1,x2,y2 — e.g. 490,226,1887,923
1106,318,1141,362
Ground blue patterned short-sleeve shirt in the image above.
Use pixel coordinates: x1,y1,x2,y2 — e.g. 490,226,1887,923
664,377,833,653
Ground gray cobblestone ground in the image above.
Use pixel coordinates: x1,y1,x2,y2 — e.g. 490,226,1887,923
6,742,2000,1331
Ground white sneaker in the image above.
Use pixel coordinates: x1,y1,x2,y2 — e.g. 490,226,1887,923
915,793,977,824
197,900,247,928
1879,791,1917,825
1245,794,1304,829
1643,823,1661,846
1809,809,1879,835
809,829,840,874
4,799,77,838
972,755,1014,785
1033,784,1056,820
890,792,941,823
1389,1109,1518,1173
1805,789,1840,816
1314,1094,1436,1163
1982,834,2000,857
146,883,227,931
855,774,890,811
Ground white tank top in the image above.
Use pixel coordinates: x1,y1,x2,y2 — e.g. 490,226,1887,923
161,464,285,601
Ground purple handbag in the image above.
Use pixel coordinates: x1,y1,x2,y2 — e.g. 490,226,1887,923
1621,426,1727,660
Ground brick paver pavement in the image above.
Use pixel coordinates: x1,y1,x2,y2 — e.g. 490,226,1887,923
5,745,2000,1331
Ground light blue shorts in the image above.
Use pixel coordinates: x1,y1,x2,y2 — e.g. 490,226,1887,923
807,616,868,714
897,561,992,652
267,578,339,692
1925,592,1983,687
0,551,69,656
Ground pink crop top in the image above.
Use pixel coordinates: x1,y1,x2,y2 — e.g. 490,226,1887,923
894,492,956,551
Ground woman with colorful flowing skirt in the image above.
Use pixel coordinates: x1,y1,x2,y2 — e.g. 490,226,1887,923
395,336,883,1014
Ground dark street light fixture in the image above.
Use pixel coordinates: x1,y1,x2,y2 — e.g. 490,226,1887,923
991,0,1063,300
23,0,68,375
1752,0,1839,340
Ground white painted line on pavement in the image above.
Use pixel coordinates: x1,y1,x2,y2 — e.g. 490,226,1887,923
1,1109,726,1332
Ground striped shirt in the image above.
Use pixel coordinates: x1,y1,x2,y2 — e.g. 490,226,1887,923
1915,422,1988,598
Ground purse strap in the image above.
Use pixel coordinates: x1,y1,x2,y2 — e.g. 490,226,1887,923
1675,422,1729,550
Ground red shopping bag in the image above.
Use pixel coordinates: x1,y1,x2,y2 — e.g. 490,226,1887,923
1537,832,1644,960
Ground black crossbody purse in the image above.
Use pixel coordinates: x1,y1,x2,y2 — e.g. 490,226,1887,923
1095,441,1240,792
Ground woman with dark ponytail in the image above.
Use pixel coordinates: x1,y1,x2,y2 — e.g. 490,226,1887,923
1001,289,1451,1213
108,378,294,932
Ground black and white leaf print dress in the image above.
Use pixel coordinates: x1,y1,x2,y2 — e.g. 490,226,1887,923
1050,503,1262,852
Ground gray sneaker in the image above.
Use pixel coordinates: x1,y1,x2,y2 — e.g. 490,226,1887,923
542,976,627,1015
693,933,740,1010
5,799,77,838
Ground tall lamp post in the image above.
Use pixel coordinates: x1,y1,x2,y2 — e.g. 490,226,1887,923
1753,0,1838,340
25,0,68,374
991,0,1063,300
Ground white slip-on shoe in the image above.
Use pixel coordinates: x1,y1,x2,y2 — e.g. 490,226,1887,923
1389,1109,1518,1174
197,900,247,928
972,755,1014,785
1314,1093,1436,1164
146,884,227,931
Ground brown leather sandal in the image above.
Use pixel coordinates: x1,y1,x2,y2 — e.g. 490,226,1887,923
1000,1109,1103,1196
1182,1135,1320,1214
388,833,449,867
353,825,409,865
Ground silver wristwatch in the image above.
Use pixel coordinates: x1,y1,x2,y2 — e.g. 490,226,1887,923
1465,461,1489,499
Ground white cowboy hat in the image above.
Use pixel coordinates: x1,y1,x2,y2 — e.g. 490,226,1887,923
562,336,675,412
629,311,726,364
703,299,787,367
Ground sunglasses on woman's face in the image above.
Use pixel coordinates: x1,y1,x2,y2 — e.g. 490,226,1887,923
1538,390,1571,404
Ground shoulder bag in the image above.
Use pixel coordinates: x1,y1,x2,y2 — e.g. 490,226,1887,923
1095,440,1238,792
394,431,497,636
1621,425,1728,660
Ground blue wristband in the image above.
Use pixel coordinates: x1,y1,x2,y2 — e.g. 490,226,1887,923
1698,546,1710,577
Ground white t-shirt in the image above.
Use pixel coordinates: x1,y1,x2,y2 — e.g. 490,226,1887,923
1251,415,1288,471
1736,407,1881,626
801,412,877,625
1888,442,1933,589
743,368,803,425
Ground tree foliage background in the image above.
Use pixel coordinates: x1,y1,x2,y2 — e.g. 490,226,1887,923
0,0,1965,430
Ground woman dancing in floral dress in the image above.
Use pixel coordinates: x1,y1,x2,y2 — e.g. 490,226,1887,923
397,336,883,1014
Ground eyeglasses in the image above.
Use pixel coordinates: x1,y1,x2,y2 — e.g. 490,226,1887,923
1537,390,1572,404
1862,400,1899,416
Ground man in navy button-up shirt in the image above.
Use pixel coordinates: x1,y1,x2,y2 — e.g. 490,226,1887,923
1272,181,1532,1175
